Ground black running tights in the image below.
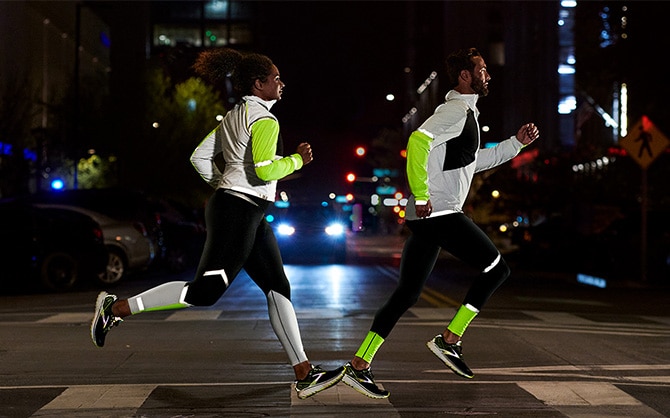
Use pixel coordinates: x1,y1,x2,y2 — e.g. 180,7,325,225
184,189,291,306
370,213,510,338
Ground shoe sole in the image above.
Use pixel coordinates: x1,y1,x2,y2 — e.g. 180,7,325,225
296,368,346,399
90,291,108,348
342,374,390,399
426,340,474,379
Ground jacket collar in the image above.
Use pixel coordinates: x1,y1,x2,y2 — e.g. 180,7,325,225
445,90,479,117
243,95,277,111
445,89,479,109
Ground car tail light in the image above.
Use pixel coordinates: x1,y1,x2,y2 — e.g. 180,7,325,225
93,225,104,242
133,221,148,236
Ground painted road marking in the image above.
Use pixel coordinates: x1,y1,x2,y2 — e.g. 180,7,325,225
36,313,91,323
517,381,640,406
41,384,155,409
16,378,666,415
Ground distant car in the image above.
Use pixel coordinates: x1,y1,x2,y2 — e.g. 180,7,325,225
0,201,108,292
34,204,156,285
267,201,348,264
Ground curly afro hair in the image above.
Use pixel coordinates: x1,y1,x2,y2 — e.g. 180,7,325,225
192,48,274,96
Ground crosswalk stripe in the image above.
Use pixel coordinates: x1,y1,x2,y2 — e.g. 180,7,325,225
165,309,223,321
420,287,460,308
642,315,670,326
40,384,156,409
425,364,670,385
522,310,599,325
36,313,91,323
409,307,457,320
517,381,641,406
28,379,665,414
290,382,399,413
515,296,610,307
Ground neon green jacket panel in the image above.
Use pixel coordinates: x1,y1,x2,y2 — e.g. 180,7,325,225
406,130,432,202
251,118,303,182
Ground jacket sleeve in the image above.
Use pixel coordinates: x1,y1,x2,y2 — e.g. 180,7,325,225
190,126,223,188
405,130,432,203
405,102,466,204
251,118,303,181
475,136,524,172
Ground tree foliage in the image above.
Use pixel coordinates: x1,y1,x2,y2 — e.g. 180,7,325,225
76,154,119,189
134,68,227,206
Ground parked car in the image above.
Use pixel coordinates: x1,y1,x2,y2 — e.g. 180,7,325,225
0,201,108,292
148,196,206,272
267,201,348,264
34,204,156,285
25,188,206,273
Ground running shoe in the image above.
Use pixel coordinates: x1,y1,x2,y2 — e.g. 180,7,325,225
295,365,346,399
91,291,122,348
426,334,474,378
342,362,390,399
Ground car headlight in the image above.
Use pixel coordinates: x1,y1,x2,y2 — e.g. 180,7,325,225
277,223,295,236
325,223,345,237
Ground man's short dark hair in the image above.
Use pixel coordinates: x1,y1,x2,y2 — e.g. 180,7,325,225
446,48,481,87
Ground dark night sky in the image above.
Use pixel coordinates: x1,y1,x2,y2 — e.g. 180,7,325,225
251,1,670,190
102,1,443,198
255,2,416,130
101,1,670,201
244,1,450,197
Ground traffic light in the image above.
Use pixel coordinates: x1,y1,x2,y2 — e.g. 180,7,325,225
355,146,366,157
346,172,356,183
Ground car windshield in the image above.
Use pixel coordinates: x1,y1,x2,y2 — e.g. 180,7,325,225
269,203,344,225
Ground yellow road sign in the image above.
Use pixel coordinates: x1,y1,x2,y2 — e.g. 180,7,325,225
620,116,669,169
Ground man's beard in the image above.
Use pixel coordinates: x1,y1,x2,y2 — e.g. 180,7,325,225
471,79,489,96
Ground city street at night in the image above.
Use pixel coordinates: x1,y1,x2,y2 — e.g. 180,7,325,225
0,234,668,417
2,1,670,417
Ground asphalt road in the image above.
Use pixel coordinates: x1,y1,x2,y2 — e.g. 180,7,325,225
0,233,668,417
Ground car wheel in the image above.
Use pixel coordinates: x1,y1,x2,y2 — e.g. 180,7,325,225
40,251,79,291
97,248,126,286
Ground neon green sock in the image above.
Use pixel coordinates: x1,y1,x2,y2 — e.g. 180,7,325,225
354,331,385,363
447,304,479,337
